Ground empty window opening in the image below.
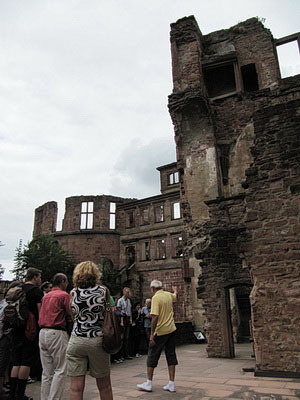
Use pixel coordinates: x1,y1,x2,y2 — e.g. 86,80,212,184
140,207,150,225
168,172,179,185
204,63,236,98
218,143,231,185
156,239,166,259
276,39,300,78
173,236,183,257
172,202,181,220
126,246,135,266
80,201,94,229
126,210,135,228
154,205,164,223
241,64,259,92
109,202,116,230
141,241,151,261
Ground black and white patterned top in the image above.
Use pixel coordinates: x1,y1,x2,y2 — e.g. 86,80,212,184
71,285,106,337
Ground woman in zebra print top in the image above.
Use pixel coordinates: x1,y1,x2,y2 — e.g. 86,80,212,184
66,261,113,400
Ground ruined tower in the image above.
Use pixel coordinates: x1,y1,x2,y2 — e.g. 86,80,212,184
169,16,300,376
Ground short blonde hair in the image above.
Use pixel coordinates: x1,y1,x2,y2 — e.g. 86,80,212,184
73,261,102,289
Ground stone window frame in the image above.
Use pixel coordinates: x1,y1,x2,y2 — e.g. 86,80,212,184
155,238,167,260
171,201,181,220
125,245,136,267
126,210,135,228
275,33,300,79
172,235,183,258
109,202,116,230
203,59,242,100
80,201,94,230
168,171,179,185
140,240,151,261
154,203,165,223
139,206,150,225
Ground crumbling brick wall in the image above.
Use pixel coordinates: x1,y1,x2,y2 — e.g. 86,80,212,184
33,201,57,237
194,195,251,357
243,97,300,374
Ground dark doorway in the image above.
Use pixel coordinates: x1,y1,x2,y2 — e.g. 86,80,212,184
223,283,252,359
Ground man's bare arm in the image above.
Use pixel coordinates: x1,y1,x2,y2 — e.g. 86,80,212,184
172,286,178,301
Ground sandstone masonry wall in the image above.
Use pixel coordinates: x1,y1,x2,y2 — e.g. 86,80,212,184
243,97,300,373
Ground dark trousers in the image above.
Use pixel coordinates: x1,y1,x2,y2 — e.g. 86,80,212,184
121,316,131,358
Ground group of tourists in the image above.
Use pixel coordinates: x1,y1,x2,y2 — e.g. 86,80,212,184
0,261,178,400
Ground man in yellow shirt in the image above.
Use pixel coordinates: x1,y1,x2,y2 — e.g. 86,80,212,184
137,280,178,393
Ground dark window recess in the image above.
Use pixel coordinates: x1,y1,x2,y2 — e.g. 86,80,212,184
173,236,183,257
154,205,164,223
218,144,231,185
140,207,150,225
156,239,166,259
141,241,150,261
241,64,259,92
126,246,135,267
204,64,236,98
126,211,135,228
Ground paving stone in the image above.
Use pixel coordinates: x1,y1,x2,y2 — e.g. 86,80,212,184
24,344,300,400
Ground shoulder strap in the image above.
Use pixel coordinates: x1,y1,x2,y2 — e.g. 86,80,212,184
22,284,37,295
105,287,110,303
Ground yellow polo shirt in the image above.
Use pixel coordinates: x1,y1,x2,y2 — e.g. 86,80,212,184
151,289,176,336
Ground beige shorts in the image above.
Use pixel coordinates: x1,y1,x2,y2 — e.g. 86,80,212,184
66,335,110,378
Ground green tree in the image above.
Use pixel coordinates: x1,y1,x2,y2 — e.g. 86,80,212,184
13,235,75,283
99,257,121,296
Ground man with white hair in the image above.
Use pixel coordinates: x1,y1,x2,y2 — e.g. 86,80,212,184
137,280,178,393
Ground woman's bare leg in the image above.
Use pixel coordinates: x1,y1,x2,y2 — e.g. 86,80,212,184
96,374,113,400
70,375,85,400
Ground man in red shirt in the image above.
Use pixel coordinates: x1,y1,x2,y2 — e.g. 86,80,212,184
38,273,72,400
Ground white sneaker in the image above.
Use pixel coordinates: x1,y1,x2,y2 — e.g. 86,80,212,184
163,383,176,392
137,382,152,392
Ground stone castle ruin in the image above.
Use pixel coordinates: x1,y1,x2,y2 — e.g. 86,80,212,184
34,16,300,377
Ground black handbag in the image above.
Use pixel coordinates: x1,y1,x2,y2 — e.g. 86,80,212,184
102,288,122,354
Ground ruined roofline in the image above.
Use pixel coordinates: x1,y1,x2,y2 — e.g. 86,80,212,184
120,189,181,210
170,15,202,44
156,161,177,171
64,194,137,203
35,201,57,211
170,16,271,45
203,17,270,41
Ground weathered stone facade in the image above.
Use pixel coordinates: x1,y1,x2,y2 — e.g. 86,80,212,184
168,16,300,375
33,164,197,326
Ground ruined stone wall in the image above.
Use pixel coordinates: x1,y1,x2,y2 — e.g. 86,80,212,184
33,201,57,237
195,195,251,357
54,232,120,267
243,96,300,374
169,14,300,370
62,195,128,232
33,195,132,269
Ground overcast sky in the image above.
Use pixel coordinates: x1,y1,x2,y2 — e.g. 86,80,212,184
1,0,299,280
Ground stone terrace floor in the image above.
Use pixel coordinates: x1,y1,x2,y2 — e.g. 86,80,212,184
26,343,300,399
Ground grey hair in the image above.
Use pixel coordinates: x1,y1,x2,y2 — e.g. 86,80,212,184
150,280,162,289
145,298,151,304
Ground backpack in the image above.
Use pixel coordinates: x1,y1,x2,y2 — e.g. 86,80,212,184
4,283,29,330
25,311,37,341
